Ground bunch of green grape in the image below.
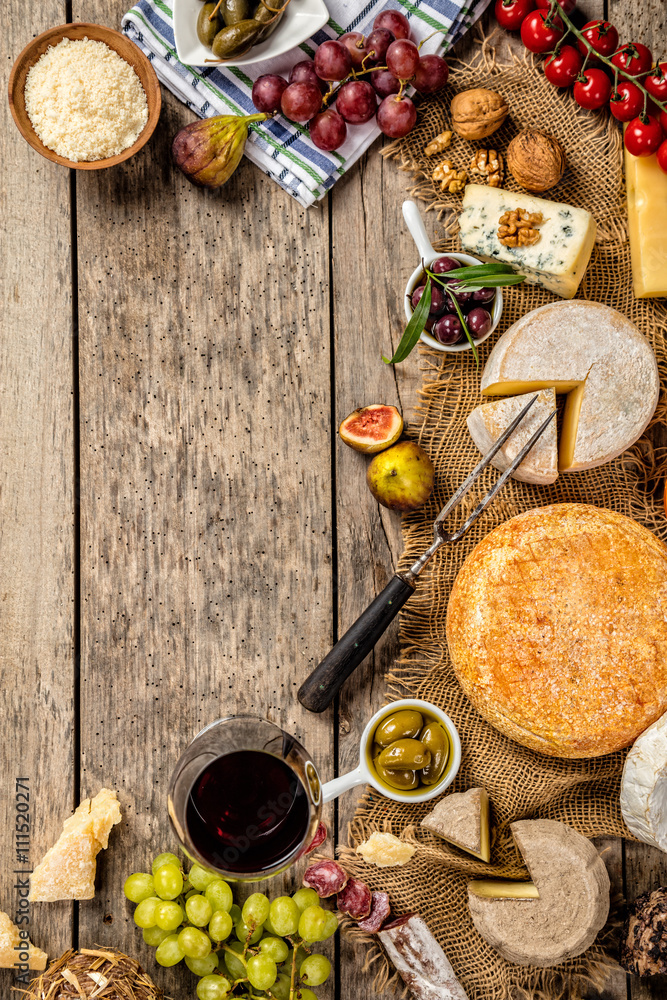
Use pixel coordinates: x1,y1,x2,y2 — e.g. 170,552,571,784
124,853,336,1000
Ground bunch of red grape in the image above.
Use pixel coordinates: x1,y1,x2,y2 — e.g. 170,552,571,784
251,11,449,152
494,0,667,172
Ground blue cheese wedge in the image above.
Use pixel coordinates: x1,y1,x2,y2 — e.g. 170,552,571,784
459,184,596,298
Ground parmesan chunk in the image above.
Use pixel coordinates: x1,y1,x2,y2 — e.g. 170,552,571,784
0,911,47,970
24,37,148,162
29,789,122,902
356,831,415,868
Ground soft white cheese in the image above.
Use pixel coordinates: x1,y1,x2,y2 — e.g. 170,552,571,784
467,389,558,484
459,184,596,298
620,711,667,852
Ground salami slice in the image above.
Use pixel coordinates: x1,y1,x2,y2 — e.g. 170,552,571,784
358,891,391,933
336,877,372,919
379,913,470,1000
306,823,328,854
303,860,349,897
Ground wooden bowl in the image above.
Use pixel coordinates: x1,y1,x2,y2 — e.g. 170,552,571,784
8,22,161,170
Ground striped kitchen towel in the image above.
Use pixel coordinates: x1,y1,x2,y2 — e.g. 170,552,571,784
122,0,492,207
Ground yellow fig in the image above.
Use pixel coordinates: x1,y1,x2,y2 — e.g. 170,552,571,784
367,440,435,512
172,113,267,189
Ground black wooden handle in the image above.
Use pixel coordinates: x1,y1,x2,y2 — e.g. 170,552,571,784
298,574,415,713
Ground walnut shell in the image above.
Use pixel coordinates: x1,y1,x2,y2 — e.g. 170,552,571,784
506,128,567,193
450,88,509,140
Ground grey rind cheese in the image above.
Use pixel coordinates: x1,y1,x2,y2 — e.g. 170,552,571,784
468,819,609,967
379,914,470,1000
479,301,659,473
421,788,491,862
459,184,596,298
467,390,558,484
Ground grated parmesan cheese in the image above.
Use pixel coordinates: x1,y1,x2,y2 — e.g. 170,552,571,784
24,37,149,162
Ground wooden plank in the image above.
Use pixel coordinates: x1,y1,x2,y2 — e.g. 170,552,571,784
0,0,75,988
331,139,422,1000
604,7,667,998
73,2,334,996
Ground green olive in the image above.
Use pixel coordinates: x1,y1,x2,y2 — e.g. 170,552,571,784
211,19,263,59
374,710,424,748
373,757,419,791
419,723,450,785
222,0,253,25
378,739,430,771
197,3,222,47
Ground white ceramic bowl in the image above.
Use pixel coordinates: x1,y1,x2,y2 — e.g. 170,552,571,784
174,0,329,67
321,698,461,805
402,200,503,354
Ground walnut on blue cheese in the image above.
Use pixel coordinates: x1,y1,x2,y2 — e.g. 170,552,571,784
458,184,596,298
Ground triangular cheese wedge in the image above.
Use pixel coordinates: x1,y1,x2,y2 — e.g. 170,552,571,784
421,787,491,862
480,301,659,473
0,911,47,970
467,390,558,484
29,788,122,902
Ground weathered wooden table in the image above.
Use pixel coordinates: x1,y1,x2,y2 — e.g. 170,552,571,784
2,1,666,998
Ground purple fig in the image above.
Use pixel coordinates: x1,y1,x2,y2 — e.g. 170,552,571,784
172,113,267,189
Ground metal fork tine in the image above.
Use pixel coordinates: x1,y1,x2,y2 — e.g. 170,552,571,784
433,393,540,529
448,409,557,542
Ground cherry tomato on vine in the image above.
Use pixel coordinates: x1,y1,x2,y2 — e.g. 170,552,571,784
609,81,645,122
577,20,619,60
624,114,664,157
610,42,653,78
657,139,667,176
544,45,582,87
645,62,667,103
494,0,535,31
520,10,564,54
573,68,611,110
535,0,576,13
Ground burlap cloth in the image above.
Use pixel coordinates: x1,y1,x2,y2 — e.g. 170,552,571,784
339,35,667,1000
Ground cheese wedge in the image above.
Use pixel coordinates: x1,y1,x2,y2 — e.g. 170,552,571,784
480,301,659,472
459,184,596,298
0,911,47,970
29,788,122,902
468,819,609,967
625,149,667,298
620,710,667,852
421,787,491,862
467,390,557,484
469,881,538,899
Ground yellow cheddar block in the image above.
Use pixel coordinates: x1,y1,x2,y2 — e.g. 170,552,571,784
625,150,667,298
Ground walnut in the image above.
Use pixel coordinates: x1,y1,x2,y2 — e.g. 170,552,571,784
450,88,508,140
432,159,467,194
498,209,546,247
506,128,566,192
620,888,667,976
469,149,504,187
424,130,453,155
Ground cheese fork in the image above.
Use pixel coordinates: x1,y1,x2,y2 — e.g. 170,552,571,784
298,395,556,714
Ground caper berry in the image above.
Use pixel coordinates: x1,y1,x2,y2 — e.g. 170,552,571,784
197,3,222,46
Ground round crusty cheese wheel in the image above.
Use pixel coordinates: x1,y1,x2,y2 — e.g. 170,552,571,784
447,504,667,758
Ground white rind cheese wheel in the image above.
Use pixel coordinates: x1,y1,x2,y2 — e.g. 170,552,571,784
468,819,610,967
620,711,667,852
467,390,558,484
480,301,659,472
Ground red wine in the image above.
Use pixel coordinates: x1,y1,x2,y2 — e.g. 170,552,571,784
186,750,310,874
